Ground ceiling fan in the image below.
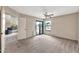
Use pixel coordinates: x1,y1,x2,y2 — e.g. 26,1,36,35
43,12,54,19
41,7,54,19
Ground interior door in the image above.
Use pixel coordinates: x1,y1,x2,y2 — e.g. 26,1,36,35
18,17,27,40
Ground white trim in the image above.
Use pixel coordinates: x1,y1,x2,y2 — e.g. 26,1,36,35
1,6,5,53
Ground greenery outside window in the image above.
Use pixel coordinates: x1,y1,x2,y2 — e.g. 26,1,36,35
45,21,51,30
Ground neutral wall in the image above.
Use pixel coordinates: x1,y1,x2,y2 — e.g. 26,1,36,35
26,15,37,38
18,14,37,40
17,15,27,40
45,13,78,40
5,7,19,29
5,7,38,40
5,7,78,41
0,7,1,10
77,13,79,41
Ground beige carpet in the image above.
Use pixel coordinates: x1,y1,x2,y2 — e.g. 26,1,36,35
5,35,78,53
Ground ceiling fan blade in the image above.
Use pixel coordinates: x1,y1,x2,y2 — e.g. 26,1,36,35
43,12,48,15
43,11,54,19
49,14,54,16
45,12,47,15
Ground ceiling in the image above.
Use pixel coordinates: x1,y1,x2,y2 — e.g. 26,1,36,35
9,6,79,18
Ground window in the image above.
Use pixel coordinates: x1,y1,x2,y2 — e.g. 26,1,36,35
45,21,51,30
5,14,18,34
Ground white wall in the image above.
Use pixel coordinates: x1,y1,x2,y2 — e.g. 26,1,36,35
45,13,78,40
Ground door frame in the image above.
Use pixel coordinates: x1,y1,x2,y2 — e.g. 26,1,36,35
1,6,5,53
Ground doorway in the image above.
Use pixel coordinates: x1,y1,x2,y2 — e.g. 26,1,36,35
36,20,44,35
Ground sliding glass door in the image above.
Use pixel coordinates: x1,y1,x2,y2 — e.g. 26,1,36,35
36,21,44,35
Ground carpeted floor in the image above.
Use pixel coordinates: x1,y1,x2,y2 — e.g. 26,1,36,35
5,35,79,53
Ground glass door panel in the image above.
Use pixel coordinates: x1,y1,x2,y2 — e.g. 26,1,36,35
36,21,44,35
